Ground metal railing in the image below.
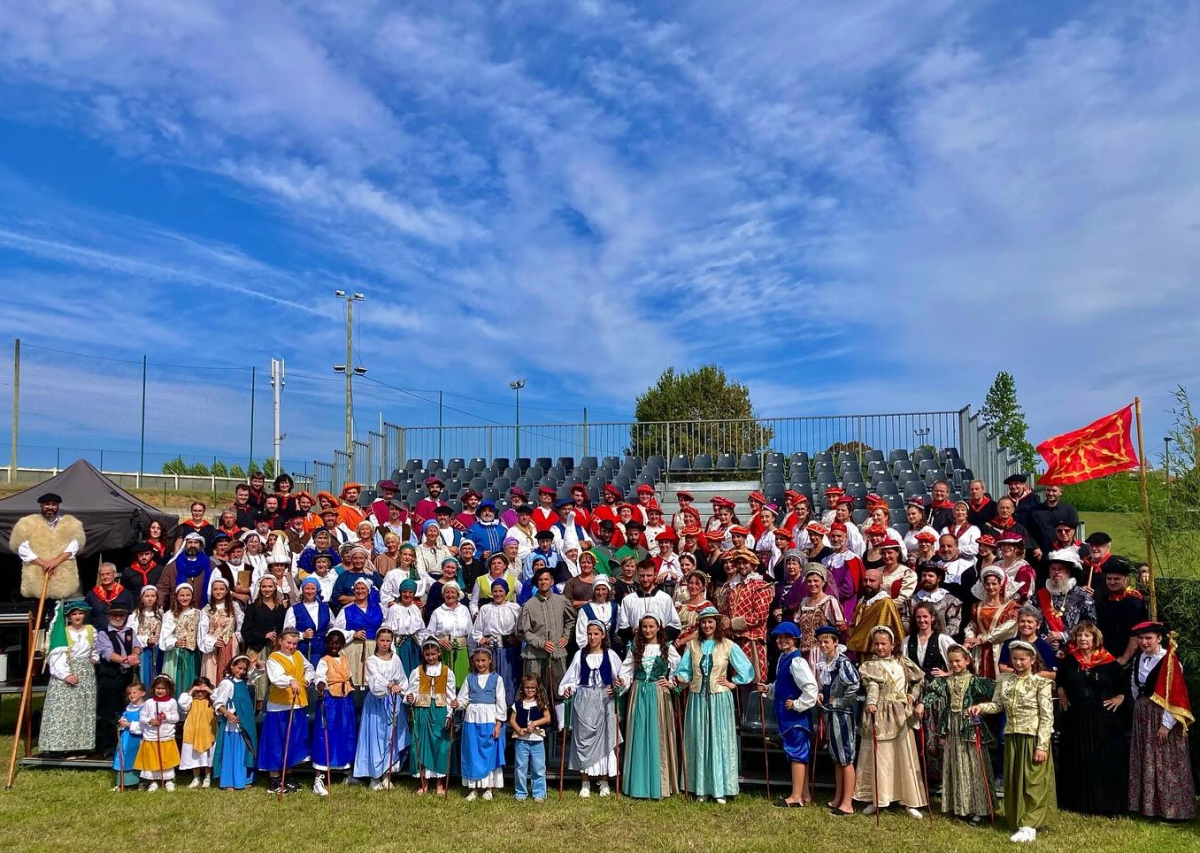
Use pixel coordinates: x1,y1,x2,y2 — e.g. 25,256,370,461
311,406,1021,493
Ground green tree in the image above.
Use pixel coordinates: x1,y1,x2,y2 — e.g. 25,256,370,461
187,461,210,476
260,459,277,479
229,464,247,479
980,371,1036,473
212,460,229,477
161,455,187,475
630,365,773,461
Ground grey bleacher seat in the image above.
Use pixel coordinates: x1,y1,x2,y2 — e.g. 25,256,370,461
918,458,938,475
516,476,534,493
492,457,510,472
716,453,737,470
469,457,487,472
904,481,928,499
870,469,891,487
448,458,465,474
764,472,785,485
601,456,620,468
647,455,666,469
765,452,785,466
427,458,444,472
469,476,487,493
538,476,557,491
887,449,909,465
389,468,404,484
863,449,884,464
790,466,811,484
950,456,967,471
628,455,644,469
670,455,690,472
739,452,760,471
764,485,785,506
961,468,974,482
764,461,784,477
502,466,520,480
845,482,867,499
837,451,857,466
445,478,462,496
492,477,510,493
924,469,943,486
893,460,913,476
636,474,657,488
580,456,598,470
515,458,532,473
852,508,870,525
841,469,864,484
949,492,963,504
814,452,833,467
449,499,462,513
875,479,899,497
840,461,859,476
405,488,421,505
789,451,810,469
912,448,934,464
613,477,632,493
527,465,545,481
693,454,714,472
497,498,511,513
557,486,573,501
405,458,423,473
557,457,575,472
894,521,910,536
535,457,553,471
482,488,500,503
885,495,905,514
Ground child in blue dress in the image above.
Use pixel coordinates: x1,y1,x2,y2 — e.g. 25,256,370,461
211,654,257,790
459,647,507,800
112,681,146,791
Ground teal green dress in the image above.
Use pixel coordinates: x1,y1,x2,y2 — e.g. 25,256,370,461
620,644,681,800
674,638,754,798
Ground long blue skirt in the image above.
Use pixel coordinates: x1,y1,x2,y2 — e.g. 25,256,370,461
495,642,521,710
258,708,310,772
353,693,410,779
312,694,357,770
460,720,506,781
215,730,255,789
139,648,161,687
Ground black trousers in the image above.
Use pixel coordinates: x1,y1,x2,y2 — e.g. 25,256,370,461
95,666,134,753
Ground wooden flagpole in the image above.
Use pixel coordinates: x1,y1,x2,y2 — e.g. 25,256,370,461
1134,397,1157,619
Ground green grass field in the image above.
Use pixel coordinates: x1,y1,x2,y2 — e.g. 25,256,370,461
1,735,1196,852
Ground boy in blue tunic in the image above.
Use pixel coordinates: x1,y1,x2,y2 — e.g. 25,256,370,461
758,622,819,808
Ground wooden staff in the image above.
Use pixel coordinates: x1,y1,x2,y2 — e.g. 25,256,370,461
116,718,127,792
973,724,995,827
1134,397,1158,618
917,725,935,822
278,695,297,802
557,697,569,800
442,704,456,799
154,699,167,789
322,695,333,797
385,688,400,789
675,689,690,802
871,714,880,826
613,681,623,801
4,572,51,790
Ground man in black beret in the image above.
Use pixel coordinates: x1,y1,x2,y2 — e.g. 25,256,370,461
1092,548,1148,667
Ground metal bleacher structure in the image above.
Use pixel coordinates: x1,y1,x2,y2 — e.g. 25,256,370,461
312,408,1023,521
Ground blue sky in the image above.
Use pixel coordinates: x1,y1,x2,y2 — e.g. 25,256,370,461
0,1,1198,474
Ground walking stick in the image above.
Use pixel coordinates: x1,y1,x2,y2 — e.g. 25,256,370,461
385,689,400,789
757,689,771,800
117,719,127,792
278,696,297,802
973,724,995,827
557,697,569,800
322,697,333,796
871,714,880,826
917,725,935,822
442,704,456,799
5,572,51,790
613,686,622,801
154,699,167,789
808,714,823,804
673,690,690,802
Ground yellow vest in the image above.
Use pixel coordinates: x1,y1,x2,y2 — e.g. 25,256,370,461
687,638,733,695
267,651,309,708
415,665,449,708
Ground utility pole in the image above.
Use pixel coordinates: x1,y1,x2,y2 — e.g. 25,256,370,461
271,358,286,475
9,338,18,482
334,291,367,479
509,379,526,460
138,355,147,487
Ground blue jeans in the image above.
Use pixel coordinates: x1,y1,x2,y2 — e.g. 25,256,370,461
514,739,546,800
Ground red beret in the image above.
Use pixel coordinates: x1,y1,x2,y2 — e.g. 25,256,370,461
730,526,750,536
915,531,937,543
830,522,847,533
538,486,556,496
824,486,844,496
748,491,766,504
603,484,623,498
636,484,655,494
655,529,678,542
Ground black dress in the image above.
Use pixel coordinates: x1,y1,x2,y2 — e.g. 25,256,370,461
1056,654,1129,814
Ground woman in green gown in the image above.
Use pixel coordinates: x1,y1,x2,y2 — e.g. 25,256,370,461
619,614,681,799
673,606,755,803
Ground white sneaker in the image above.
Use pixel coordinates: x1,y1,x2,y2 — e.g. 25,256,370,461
598,781,611,797
201,777,210,789
188,777,201,789
164,781,175,792
715,797,727,804
146,782,158,793
369,778,384,791
312,776,328,797
906,807,924,820
482,789,493,801
1010,827,1037,843
465,790,478,802
862,804,876,815
579,781,591,798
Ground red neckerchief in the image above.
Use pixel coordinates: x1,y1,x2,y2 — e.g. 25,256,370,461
182,519,210,530
92,583,125,604
952,523,971,538
994,516,1015,530
968,496,991,512
127,561,156,586
218,524,239,538
931,499,954,510
1106,587,1143,602
1071,646,1117,671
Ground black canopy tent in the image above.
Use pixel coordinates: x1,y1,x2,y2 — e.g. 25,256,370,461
0,460,178,602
